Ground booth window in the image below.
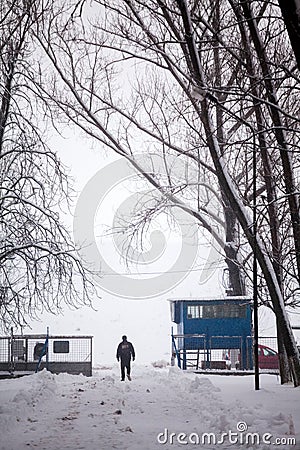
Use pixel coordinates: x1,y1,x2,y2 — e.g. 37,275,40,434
187,305,203,319
187,304,246,319
53,341,70,353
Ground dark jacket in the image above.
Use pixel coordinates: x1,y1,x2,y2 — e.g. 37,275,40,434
116,340,135,362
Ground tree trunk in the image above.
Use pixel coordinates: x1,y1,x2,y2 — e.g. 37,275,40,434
277,316,293,384
223,201,246,296
240,0,300,285
212,1,245,297
277,0,300,69
232,0,291,382
202,106,300,386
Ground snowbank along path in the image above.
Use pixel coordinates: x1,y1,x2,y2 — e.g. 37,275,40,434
0,364,299,450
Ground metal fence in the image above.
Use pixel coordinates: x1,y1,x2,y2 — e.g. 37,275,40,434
257,336,278,352
172,333,279,372
172,334,247,370
209,336,243,370
0,334,93,377
172,334,206,370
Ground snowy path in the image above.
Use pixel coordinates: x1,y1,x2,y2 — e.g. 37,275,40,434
0,365,299,450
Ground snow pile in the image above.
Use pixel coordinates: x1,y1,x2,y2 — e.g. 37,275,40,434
0,370,57,429
151,359,169,368
0,365,299,450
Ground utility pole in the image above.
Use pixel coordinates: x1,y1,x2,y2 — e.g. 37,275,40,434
253,142,259,390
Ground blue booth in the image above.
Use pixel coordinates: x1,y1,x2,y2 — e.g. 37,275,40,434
169,296,253,370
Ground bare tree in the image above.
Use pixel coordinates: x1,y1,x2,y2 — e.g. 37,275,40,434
176,0,300,385
0,0,95,330
33,0,300,384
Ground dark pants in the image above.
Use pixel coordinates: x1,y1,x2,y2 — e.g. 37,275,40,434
120,358,131,380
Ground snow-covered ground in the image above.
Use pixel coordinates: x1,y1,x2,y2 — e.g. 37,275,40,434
0,365,299,450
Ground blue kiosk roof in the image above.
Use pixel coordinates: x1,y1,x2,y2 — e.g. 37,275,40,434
168,296,252,303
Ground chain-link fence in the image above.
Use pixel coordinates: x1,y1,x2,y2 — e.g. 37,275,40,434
257,336,278,351
0,334,93,377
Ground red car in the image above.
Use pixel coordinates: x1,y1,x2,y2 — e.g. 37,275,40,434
258,344,279,369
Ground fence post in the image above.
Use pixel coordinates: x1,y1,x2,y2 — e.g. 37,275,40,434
46,327,49,371
90,336,93,376
171,333,181,369
9,327,14,374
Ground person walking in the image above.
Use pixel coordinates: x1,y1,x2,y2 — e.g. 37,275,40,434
116,335,135,381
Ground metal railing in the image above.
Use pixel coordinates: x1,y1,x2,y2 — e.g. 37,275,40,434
0,333,93,377
172,333,279,373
